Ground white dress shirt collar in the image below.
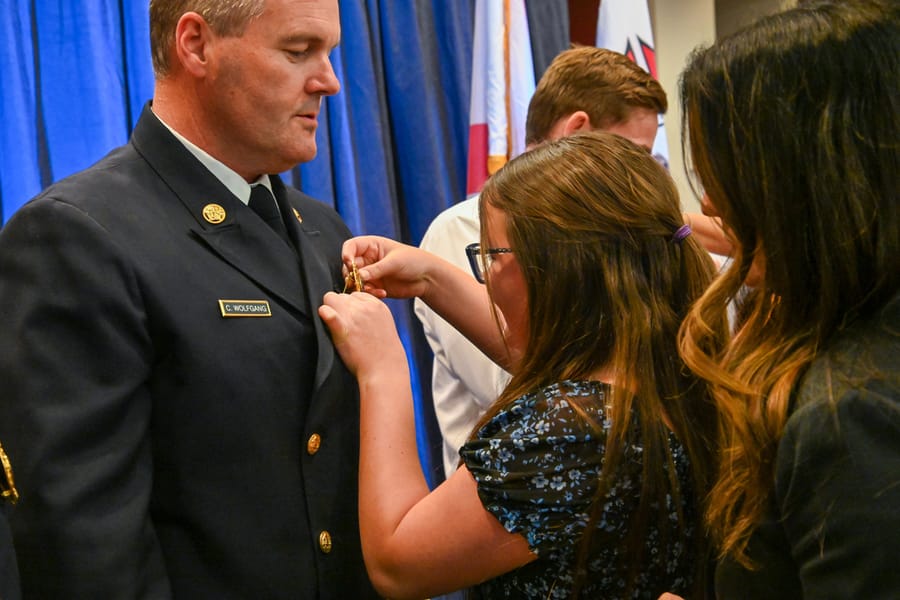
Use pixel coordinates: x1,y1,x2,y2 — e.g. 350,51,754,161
152,110,271,205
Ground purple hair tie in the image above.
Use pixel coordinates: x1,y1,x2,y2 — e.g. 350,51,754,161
671,224,692,243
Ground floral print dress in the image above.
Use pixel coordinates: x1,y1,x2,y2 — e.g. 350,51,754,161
459,380,697,599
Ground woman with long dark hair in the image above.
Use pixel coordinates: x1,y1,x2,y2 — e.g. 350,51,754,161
678,1,899,597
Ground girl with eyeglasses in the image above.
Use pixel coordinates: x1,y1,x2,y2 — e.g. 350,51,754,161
319,131,726,599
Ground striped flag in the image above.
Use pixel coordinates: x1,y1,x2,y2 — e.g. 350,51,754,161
596,0,670,167
466,0,536,194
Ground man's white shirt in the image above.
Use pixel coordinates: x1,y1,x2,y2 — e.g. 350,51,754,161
414,196,510,478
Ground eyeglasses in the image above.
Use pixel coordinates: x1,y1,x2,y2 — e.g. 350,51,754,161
465,243,513,284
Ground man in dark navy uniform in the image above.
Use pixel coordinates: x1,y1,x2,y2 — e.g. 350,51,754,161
0,1,377,597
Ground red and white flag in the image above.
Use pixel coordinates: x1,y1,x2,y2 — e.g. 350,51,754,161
596,0,670,168
466,0,535,195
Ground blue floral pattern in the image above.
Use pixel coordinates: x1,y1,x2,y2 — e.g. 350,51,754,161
459,380,696,599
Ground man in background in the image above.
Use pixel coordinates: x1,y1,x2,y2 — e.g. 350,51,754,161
417,46,669,479
0,0,378,597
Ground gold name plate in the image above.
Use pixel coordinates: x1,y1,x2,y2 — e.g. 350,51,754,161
218,299,272,318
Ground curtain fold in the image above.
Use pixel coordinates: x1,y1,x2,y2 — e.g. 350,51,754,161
1,0,42,221
377,0,471,245
376,0,474,485
34,2,130,182
120,0,155,129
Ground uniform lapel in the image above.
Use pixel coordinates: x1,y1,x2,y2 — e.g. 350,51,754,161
272,177,337,391
130,104,310,317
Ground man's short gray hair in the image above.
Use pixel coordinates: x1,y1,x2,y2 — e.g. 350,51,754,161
149,0,266,76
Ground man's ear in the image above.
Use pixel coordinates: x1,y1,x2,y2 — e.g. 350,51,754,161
561,111,593,136
174,12,212,77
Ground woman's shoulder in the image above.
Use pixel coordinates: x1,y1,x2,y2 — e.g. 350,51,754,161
771,293,900,599
477,379,611,438
783,293,899,490
793,292,899,416
460,380,612,482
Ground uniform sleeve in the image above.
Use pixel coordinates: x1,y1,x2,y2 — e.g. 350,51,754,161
459,394,608,555
776,382,900,599
0,198,170,597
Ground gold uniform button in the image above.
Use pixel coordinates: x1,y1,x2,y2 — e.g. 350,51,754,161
306,433,321,455
318,530,332,554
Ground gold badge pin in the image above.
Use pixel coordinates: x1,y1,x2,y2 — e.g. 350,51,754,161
342,262,363,293
202,203,227,224
292,208,303,223
0,441,18,505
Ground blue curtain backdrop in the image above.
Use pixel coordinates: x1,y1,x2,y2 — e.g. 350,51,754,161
0,0,569,487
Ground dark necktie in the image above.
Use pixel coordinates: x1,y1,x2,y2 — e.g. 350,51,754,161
248,185,291,247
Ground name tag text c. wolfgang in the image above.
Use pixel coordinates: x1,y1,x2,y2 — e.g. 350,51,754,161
218,299,272,318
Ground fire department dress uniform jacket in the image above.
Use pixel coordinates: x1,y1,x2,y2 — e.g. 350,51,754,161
0,104,378,599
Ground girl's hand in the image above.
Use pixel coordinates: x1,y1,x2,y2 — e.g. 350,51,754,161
341,235,440,300
319,291,406,378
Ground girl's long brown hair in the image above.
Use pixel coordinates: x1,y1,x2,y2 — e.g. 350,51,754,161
473,132,727,596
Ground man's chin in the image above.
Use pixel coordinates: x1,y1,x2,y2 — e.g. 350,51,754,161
281,144,318,170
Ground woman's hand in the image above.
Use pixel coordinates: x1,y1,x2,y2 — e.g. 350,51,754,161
341,235,441,300
318,291,407,378
340,235,514,369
